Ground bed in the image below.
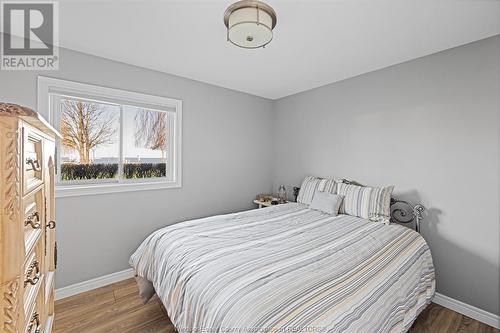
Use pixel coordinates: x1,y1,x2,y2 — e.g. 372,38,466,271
130,198,435,333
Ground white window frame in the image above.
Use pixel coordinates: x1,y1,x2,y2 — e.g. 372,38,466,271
38,76,182,198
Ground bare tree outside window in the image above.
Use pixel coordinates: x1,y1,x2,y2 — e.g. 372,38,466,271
60,100,117,164
59,100,119,181
134,109,168,161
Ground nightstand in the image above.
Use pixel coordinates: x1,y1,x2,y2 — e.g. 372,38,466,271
253,199,288,208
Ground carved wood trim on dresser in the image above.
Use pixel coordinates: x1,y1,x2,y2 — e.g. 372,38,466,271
0,103,61,333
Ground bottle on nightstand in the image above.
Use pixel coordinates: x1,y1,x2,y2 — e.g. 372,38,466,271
278,184,287,203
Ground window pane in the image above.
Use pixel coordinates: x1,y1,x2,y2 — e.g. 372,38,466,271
59,98,120,181
122,106,168,179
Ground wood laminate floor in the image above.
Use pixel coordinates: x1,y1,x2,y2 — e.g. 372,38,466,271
54,278,498,333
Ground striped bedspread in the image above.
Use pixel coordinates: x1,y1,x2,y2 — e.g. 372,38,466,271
130,203,435,333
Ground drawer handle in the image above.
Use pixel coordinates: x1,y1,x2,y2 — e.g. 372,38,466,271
47,220,56,229
27,312,41,333
25,212,41,229
24,260,41,287
26,158,42,172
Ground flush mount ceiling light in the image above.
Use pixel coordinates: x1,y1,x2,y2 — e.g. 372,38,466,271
224,0,277,49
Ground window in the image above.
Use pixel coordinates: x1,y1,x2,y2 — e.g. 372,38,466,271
38,77,182,197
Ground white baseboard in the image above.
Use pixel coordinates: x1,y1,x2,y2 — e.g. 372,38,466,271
433,293,500,329
55,270,499,330
55,268,135,300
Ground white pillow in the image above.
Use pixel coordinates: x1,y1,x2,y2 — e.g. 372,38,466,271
309,191,344,216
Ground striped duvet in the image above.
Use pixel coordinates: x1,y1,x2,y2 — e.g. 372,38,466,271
130,203,435,333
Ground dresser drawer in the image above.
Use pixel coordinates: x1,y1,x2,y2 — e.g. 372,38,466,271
23,188,44,255
23,240,44,319
23,126,44,195
24,288,43,333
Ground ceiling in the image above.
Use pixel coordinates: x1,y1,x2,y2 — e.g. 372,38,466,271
54,1,500,99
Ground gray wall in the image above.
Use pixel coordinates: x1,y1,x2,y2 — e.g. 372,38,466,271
0,45,274,288
272,35,500,315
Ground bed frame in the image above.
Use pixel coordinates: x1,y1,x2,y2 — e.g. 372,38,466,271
292,186,426,233
389,198,425,233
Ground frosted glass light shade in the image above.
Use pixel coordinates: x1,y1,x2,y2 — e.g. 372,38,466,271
224,1,277,49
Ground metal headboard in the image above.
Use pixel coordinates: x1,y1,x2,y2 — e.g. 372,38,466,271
292,186,426,233
390,198,426,233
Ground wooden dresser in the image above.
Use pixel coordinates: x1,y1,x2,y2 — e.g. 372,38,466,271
0,103,61,333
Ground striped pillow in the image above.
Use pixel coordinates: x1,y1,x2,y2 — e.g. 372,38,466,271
337,183,394,224
296,176,338,205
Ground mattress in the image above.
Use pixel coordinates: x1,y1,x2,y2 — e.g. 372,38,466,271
130,203,435,333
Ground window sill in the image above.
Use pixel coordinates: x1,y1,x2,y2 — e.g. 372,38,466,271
56,180,181,198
